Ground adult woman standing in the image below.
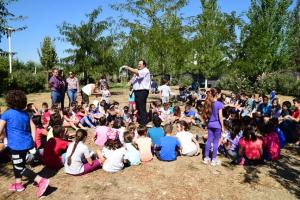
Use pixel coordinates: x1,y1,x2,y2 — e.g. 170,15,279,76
66,71,80,105
58,69,66,109
202,88,224,166
49,68,62,107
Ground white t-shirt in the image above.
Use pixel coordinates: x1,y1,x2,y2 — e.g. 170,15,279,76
102,147,128,173
101,89,110,103
132,67,151,90
82,84,95,96
64,141,90,175
176,131,197,155
159,85,171,97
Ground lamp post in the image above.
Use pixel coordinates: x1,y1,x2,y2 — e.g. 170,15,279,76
5,27,16,74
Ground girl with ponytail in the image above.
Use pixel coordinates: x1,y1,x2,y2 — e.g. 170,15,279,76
203,88,224,166
64,129,101,175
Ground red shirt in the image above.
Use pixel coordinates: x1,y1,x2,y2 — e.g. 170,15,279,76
292,109,300,119
42,111,51,125
43,137,69,169
35,127,46,149
262,132,280,161
239,138,263,160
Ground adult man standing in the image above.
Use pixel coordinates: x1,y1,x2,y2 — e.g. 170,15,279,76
49,68,63,107
125,59,151,125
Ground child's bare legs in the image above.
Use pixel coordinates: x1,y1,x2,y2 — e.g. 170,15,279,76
63,121,78,130
96,149,105,164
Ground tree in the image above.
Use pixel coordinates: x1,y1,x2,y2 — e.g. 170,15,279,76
38,36,58,70
112,0,189,78
58,7,115,83
0,0,26,52
192,0,237,87
237,0,292,79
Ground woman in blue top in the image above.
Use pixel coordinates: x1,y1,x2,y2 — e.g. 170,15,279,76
0,90,49,197
202,88,224,166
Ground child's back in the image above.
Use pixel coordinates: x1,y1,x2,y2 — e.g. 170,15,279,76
135,137,153,162
262,132,280,161
239,137,262,160
95,125,110,147
148,126,164,145
156,135,181,161
44,137,69,169
176,131,197,156
124,143,140,166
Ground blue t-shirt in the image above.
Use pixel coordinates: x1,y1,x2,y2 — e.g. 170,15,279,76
156,136,181,161
184,109,196,118
258,103,272,117
1,109,34,150
148,127,164,145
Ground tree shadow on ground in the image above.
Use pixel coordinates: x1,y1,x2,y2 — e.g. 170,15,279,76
269,146,300,199
110,91,123,96
243,166,261,184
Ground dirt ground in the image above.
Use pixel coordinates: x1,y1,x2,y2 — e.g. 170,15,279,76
0,87,299,200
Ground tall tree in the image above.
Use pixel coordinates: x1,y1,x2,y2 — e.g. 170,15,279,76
112,0,189,77
38,36,58,70
58,7,115,83
238,0,292,78
191,0,237,86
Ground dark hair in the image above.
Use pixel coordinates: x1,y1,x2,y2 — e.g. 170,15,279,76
32,115,44,129
203,88,219,122
231,121,241,139
243,125,257,142
62,108,71,116
113,118,124,129
104,139,123,150
137,125,147,136
124,131,134,143
293,98,300,104
153,116,162,127
282,101,292,109
178,120,190,131
52,125,65,138
162,79,168,85
5,90,27,110
163,124,173,134
259,121,275,135
97,116,107,126
42,102,48,107
67,129,88,166
173,106,181,117
49,113,63,127
139,59,147,67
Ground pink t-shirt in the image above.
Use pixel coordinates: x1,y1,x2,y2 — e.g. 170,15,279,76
239,138,263,160
262,132,280,161
135,137,153,162
95,126,110,147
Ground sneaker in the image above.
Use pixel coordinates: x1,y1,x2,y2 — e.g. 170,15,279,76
211,159,221,166
203,157,211,164
37,178,49,198
8,183,25,192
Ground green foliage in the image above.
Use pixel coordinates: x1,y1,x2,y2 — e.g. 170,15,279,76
7,70,46,93
38,36,58,70
218,72,253,93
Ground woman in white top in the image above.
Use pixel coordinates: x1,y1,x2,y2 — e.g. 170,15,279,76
176,121,200,156
81,81,101,104
64,129,101,175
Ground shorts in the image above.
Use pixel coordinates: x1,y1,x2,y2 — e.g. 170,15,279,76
129,101,135,105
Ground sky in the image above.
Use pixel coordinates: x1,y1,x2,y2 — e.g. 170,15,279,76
0,0,252,63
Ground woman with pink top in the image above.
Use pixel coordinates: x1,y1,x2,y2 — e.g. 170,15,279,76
66,71,80,106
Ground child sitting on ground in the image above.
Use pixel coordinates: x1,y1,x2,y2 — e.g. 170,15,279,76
102,138,128,173
159,102,173,124
260,121,280,161
32,115,48,150
43,125,69,170
147,116,164,146
135,125,153,162
94,117,111,148
239,125,263,165
123,131,141,166
155,124,182,161
41,102,51,127
175,121,199,156
64,129,101,175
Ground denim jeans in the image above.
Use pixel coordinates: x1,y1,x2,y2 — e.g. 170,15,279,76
51,91,61,106
67,89,77,105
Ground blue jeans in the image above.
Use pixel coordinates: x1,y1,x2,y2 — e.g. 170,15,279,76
51,91,61,106
67,89,77,105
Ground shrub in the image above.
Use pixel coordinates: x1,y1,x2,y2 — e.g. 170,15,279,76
7,70,46,93
218,72,254,93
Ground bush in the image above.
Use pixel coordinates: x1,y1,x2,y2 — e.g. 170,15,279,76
218,72,254,93
7,70,46,93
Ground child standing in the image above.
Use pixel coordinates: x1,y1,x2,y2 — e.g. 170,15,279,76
101,85,111,104
158,79,171,104
135,125,153,162
155,124,182,161
128,85,136,115
102,139,128,173
64,129,101,175
0,90,49,197
175,121,199,156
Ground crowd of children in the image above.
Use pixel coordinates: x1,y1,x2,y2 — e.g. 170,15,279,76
0,78,299,196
